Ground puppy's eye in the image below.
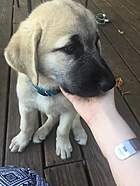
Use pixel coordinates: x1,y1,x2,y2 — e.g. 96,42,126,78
63,44,75,55
53,44,75,55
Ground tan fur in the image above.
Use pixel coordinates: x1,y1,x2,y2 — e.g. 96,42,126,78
4,0,98,159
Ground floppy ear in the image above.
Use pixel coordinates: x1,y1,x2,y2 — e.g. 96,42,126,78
4,22,42,85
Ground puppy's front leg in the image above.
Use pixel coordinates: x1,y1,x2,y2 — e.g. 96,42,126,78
56,111,76,160
9,103,36,152
72,114,87,145
33,114,58,143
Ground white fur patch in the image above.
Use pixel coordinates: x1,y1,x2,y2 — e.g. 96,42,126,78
54,35,72,48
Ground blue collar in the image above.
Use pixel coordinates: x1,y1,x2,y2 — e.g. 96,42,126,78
33,85,60,97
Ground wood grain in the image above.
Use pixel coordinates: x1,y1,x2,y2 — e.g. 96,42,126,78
88,0,140,81
100,32,140,124
31,0,42,10
105,0,140,32
13,0,28,24
0,0,13,165
5,70,43,175
91,0,140,54
123,0,140,12
4,0,43,175
44,162,89,186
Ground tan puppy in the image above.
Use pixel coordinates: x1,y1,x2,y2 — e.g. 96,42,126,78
4,0,115,159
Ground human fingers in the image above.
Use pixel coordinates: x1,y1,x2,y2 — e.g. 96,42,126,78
60,87,81,103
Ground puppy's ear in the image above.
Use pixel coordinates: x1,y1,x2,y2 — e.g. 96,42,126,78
4,22,42,85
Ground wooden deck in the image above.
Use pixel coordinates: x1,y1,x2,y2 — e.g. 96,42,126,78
0,0,140,185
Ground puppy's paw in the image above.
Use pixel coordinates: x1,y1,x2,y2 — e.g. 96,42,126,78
9,132,31,152
73,126,87,145
33,126,51,143
56,137,72,160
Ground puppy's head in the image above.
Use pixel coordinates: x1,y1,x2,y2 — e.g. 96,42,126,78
4,0,115,97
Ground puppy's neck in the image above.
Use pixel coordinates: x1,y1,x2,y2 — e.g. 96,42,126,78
37,73,59,90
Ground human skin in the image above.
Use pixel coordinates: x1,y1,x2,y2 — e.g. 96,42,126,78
61,88,140,186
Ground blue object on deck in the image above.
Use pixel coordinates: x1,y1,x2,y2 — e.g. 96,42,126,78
0,166,49,186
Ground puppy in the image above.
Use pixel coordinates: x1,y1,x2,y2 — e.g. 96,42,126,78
4,0,115,160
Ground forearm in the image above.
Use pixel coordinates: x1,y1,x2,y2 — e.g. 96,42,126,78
61,88,140,185
89,108,136,157
89,108,140,186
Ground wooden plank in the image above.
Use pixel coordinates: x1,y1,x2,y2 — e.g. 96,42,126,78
124,0,140,12
13,0,41,23
0,55,9,166
115,90,140,137
100,31,140,124
0,0,13,49
91,0,140,54
116,0,140,15
44,162,89,186
5,70,43,175
0,0,13,165
4,1,44,175
31,0,42,10
27,0,32,14
44,124,83,167
88,0,140,82
13,0,28,24
105,0,140,32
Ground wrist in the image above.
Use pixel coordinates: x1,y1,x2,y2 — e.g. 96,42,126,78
86,89,116,125
88,109,136,158
87,103,118,127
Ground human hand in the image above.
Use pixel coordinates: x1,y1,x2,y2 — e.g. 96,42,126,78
60,88,116,124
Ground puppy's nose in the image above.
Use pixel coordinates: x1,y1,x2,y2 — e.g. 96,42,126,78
100,79,116,92
97,57,116,92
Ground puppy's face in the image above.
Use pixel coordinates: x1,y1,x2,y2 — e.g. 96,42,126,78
5,0,115,97
38,0,115,97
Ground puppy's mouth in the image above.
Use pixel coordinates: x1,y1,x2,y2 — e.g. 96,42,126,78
61,80,115,97
61,83,102,97
60,58,116,97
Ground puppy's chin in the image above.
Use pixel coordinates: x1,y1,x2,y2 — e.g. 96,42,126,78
61,84,102,97
60,76,115,97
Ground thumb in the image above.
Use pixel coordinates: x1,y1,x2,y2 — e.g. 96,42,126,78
60,87,79,103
